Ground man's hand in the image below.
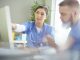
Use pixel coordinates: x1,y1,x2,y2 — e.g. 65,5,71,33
43,35,58,50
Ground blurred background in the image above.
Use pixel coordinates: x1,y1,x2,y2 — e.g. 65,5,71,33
0,0,80,60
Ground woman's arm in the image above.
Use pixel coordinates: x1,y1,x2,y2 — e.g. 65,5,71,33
12,23,26,32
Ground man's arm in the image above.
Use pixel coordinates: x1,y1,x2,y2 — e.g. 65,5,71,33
44,35,58,50
60,36,74,51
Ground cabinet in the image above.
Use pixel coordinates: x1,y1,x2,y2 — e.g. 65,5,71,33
12,32,27,48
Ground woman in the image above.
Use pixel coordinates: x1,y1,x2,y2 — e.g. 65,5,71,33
12,6,57,49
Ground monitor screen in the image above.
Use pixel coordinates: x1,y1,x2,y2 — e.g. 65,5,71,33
0,6,13,48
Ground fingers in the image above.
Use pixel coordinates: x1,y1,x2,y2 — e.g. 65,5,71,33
45,35,58,49
12,23,16,30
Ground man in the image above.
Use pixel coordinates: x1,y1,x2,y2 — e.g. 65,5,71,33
59,0,80,60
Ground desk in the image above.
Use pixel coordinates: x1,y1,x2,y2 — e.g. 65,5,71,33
0,48,38,60
0,48,78,60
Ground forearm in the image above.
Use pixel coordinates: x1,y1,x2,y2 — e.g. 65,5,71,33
47,39,58,50
12,23,26,32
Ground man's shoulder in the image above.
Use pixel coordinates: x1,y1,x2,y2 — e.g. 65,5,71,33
70,20,80,37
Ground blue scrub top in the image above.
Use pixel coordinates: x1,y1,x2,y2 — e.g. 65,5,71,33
69,20,80,50
23,21,55,48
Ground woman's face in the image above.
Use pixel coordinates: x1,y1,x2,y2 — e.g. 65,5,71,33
34,8,47,25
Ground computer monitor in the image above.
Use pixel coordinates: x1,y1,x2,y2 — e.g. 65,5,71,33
0,6,13,48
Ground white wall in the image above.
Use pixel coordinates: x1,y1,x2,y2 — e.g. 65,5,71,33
0,0,44,23
0,0,53,23
10,0,34,23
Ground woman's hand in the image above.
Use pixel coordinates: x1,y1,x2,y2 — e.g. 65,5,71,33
12,23,17,31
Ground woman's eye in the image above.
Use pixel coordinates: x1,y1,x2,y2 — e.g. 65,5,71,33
41,13,44,15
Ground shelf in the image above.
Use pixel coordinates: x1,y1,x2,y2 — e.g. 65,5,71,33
13,40,27,48
13,40,27,43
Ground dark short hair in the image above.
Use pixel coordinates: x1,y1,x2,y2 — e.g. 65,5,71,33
59,0,79,9
34,6,48,15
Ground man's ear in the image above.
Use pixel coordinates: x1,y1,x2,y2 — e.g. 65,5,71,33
74,11,77,16
71,11,76,19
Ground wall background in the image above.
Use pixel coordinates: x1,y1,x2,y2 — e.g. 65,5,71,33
0,0,53,23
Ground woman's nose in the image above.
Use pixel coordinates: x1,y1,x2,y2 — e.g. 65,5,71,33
37,14,41,17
